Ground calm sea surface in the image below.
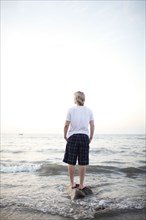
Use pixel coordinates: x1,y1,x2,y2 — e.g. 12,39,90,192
1,133,146,219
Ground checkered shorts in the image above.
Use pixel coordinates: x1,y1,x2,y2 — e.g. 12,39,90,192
63,134,90,165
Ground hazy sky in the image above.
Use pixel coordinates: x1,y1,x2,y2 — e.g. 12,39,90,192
1,0,145,134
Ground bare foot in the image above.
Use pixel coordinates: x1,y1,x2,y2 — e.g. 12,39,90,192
71,183,79,189
78,185,85,190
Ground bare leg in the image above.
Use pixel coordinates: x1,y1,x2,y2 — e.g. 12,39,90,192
79,165,86,189
68,164,75,187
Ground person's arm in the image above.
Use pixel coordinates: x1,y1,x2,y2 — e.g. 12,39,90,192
89,120,94,143
64,120,70,141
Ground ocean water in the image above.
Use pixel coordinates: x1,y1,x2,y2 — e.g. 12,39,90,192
1,133,146,219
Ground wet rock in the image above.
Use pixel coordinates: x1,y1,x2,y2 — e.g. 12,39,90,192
98,199,106,209
67,186,93,200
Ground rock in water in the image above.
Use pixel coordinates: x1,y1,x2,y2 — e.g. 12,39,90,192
67,186,93,200
99,200,106,209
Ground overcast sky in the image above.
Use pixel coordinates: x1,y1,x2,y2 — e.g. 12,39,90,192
1,0,145,134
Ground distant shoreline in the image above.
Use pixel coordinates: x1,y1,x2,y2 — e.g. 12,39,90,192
1,132,145,135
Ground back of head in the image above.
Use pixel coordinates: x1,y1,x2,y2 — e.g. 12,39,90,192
74,91,85,106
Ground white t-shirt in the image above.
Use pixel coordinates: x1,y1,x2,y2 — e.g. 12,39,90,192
66,105,94,138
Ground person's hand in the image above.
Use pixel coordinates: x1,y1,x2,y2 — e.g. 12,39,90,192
89,137,92,144
64,136,67,141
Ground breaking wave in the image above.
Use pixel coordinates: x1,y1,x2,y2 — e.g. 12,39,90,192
1,163,145,176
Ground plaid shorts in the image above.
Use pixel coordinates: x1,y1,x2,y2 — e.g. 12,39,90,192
63,134,90,165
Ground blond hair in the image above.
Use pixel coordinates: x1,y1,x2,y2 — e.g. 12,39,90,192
74,91,85,106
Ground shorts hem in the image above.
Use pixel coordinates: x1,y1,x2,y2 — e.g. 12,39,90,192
78,163,89,166
63,160,76,165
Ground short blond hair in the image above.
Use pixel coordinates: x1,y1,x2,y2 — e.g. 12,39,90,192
74,91,85,106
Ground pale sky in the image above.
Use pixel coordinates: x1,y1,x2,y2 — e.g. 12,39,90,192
1,0,145,134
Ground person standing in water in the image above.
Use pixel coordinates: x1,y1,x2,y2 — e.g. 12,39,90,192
63,91,95,190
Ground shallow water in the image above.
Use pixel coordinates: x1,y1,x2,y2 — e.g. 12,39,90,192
1,133,146,219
